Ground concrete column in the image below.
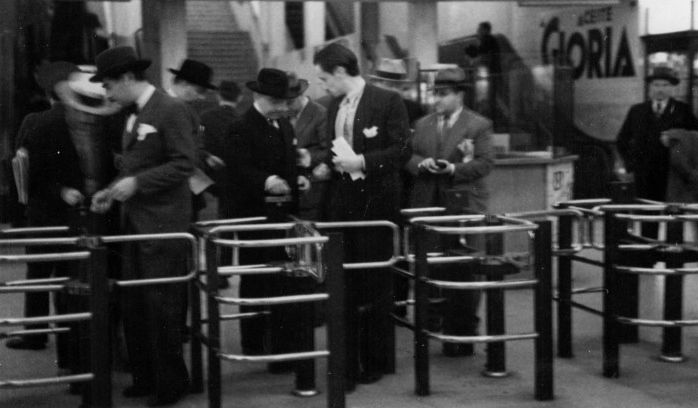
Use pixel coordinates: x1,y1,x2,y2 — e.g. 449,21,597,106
407,0,438,67
141,0,187,89
267,2,287,61
361,2,380,67
304,2,326,49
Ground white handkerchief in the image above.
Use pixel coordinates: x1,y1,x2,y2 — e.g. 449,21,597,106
363,126,378,138
137,123,157,141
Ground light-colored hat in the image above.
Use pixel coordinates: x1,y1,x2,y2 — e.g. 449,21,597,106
368,58,410,82
434,67,468,90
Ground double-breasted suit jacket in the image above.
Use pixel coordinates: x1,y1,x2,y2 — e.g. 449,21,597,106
617,98,698,201
120,89,195,239
406,108,494,213
325,84,410,222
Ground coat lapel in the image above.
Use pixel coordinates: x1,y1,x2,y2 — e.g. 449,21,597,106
441,111,470,160
352,85,372,154
123,90,161,150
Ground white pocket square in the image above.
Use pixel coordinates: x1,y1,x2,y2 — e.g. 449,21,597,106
363,126,379,138
136,123,157,141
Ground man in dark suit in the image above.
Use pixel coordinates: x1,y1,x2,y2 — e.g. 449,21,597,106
288,73,329,220
313,42,410,385
90,46,195,406
617,66,698,203
406,67,494,356
220,68,314,389
200,80,242,209
7,62,84,371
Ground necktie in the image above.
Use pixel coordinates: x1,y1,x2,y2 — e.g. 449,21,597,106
437,113,451,156
124,103,139,116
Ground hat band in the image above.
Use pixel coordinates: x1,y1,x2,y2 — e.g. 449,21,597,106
376,70,407,80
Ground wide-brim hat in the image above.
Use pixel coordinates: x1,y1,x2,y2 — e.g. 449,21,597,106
169,59,217,90
434,67,468,90
246,68,308,99
646,66,679,85
36,61,80,93
90,46,151,82
368,58,411,82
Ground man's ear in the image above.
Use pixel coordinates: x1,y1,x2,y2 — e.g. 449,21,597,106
333,66,347,77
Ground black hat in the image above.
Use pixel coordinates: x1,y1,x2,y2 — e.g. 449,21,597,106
646,66,679,85
246,68,307,99
90,46,151,82
169,59,217,90
218,80,241,101
36,61,79,93
434,67,468,90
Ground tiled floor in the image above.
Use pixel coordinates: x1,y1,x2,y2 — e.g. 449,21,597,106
3,245,698,408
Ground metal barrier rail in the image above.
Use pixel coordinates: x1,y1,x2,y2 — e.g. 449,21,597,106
404,214,553,401
100,232,197,287
315,220,400,269
195,221,346,408
0,226,111,407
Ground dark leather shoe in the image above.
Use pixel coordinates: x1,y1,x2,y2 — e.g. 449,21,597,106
357,371,383,384
442,343,474,357
5,338,46,350
122,385,152,398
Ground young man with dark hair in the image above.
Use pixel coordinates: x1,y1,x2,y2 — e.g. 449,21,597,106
313,42,410,386
90,46,195,407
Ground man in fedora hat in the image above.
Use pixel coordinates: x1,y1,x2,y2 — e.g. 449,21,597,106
406,67,494,356
219,67,314,391
89,45,194,406
369,58,424,126
313,42,410,386
200,79,243,210
168,58,222,221
617,66,698,205
7,62,85,375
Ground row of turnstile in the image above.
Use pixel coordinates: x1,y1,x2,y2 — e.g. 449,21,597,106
3,190,698,407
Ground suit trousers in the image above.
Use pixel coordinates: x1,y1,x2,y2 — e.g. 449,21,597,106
120,236,190,397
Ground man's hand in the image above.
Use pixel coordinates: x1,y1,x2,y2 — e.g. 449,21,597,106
90,189,113,214
297,148,312,168
266,176,291,195
433,159,455,175
332,154,364,173
298,175,311,192
205,154,226,170
110,176,138,202
60,187,84,206
312,163,331,180
417,157,439,173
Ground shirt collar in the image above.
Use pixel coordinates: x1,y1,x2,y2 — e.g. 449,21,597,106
135,84,156,111
342,78,366,106
441,106,463,127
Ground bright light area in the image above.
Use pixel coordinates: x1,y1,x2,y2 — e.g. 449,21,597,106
641,0,696,34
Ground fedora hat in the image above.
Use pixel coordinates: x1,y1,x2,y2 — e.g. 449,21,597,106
246,68,307,99
36,61,80,93
90,46,151,82
434,67,468,90
369,58,410,82
646,66,679,85
169,59,217,90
